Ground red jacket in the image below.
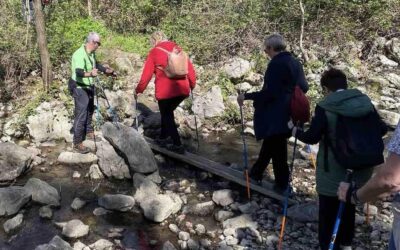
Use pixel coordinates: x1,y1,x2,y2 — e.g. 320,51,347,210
135,41,196,100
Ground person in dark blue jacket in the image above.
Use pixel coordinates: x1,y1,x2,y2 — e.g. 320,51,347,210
237,33,308,191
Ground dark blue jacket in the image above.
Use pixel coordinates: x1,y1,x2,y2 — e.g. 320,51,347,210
244,52,308,140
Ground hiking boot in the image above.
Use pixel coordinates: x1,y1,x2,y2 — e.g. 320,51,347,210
166,144,185,154
155,137,172,148
73,143,91,154
273,184,288,195
86,132,101,142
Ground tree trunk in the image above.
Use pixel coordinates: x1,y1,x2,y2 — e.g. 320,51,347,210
33,0,52,91
88,0,92,16
299,0,309,63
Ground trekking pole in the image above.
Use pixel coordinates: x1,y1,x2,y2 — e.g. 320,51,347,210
328,169,353,250
133,91,139,130
95,75,119,128
278,122,299,250
366,203,370,225
238,90,251,200
190,90,200,151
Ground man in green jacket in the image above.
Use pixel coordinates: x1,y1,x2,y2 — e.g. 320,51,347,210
68,32,114,154
291,68,386,250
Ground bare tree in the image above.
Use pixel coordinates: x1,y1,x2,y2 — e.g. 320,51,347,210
33,0,52,91
299,0,309,62
88,0,92,16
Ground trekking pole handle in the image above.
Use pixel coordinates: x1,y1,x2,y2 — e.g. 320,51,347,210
345,169,353,183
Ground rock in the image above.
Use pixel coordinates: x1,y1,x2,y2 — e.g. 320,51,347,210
386,38,400,62
169,224,180,234
223,57,252,79
133,173,160,204
215,210,235,222
385,73,400,88
34,235,73,250
95,140,131,179
3,213,23,233
244,72,263,86
88,164,104,179
39,206,53,219
57,152,98,165
222,214,257,231
235,82,252,92
212,189,234,207
378,55,398,67
60,219,89,238
72,171,81,178
115,57,134,74
71,198,86,210
140,193,182,222
102,122,158,174
146,170,162,184
162,241,178,250
243,127,255,136
378,110,400,128
225,236,238,246
266,235,279,246
24,178,60,207
183,201,215,216
93,207,110,216
287,201,318,222
195,224,206,235
88,239,114,250
98,194,135,212
27,101,73,143
0,187,30,216
187,239,200,250
178,240,188,250
199,239,212,249
179,231,190,241
143,112,161,129
0,142,33,182
192,86,225,119
73,241,87,250
364,204,378,216
185,115,202,131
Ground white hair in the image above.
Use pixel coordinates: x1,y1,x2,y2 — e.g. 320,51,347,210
85,32,100,43
264,33,286,52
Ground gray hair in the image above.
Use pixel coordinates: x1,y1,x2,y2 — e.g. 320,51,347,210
264,33,286,52
85,32,100,43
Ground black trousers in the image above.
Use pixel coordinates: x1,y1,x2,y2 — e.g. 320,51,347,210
318,194,355,250
71,82,95,145
158,96,186,146
249,134,289,188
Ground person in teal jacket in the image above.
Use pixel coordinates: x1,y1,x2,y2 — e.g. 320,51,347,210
291,68,386,250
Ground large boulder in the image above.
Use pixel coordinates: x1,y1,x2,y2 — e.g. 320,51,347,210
0,142,33,182
192,86,225,119
35,235,73,250
0,187,30,216
140,193,182,222
24,178,60,207
102,122,158,174
96,140,131,179
223,57,252,79
98,194,135,212
103,89,136,117
3,213,24,234
133,173,160,204
27,101,73,143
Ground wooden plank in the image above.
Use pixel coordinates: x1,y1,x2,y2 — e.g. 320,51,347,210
146,137,296,204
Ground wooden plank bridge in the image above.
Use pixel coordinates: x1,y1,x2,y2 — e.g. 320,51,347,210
146,138,296,205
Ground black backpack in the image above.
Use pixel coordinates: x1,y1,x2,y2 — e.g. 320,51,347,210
325,110,386,170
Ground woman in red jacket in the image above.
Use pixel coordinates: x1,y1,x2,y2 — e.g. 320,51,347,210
135,31,196,154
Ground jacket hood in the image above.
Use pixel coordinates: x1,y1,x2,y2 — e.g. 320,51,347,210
318,89,374,117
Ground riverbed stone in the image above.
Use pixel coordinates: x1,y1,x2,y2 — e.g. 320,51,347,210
71,198,86,211
3,213,23,233
95,140,131,179
222,214,258,231
93,207,110,216
179,231,190,241
34,235,73,250
169,223,180,234
72,241,87,250
88,239,113,250
24,178,60,207
60,219,89,238
140,193,182,222
133,173,160,204
0,142,33,182
98,194,135,212
183,201,215,216
39,205,53,219
0,187,31,216
215,210,235,222
187,239,200,250
102,122,158,174
195,224,206,235
87,164,104,180
57,152,98,165
212,189,234,207
162,241,178,250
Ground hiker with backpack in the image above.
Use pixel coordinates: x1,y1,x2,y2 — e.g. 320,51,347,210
135,31,196,154
68,32,115,154
290,68,387,250
337,119,400,249
237,33,308,192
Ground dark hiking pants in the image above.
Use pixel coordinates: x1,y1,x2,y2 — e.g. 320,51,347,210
249,134,289,188
72,85,95,145
158,96,186,146
318,194,355,250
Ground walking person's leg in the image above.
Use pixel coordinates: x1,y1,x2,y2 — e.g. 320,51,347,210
271,134,289,190
85,86,97,140
158,99,169,141
166,96,186,146
318,195,341,250
336,201,355,249
72,87,91,154
249,137,273,182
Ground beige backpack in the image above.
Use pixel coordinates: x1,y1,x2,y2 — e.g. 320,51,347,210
156,46,188,79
